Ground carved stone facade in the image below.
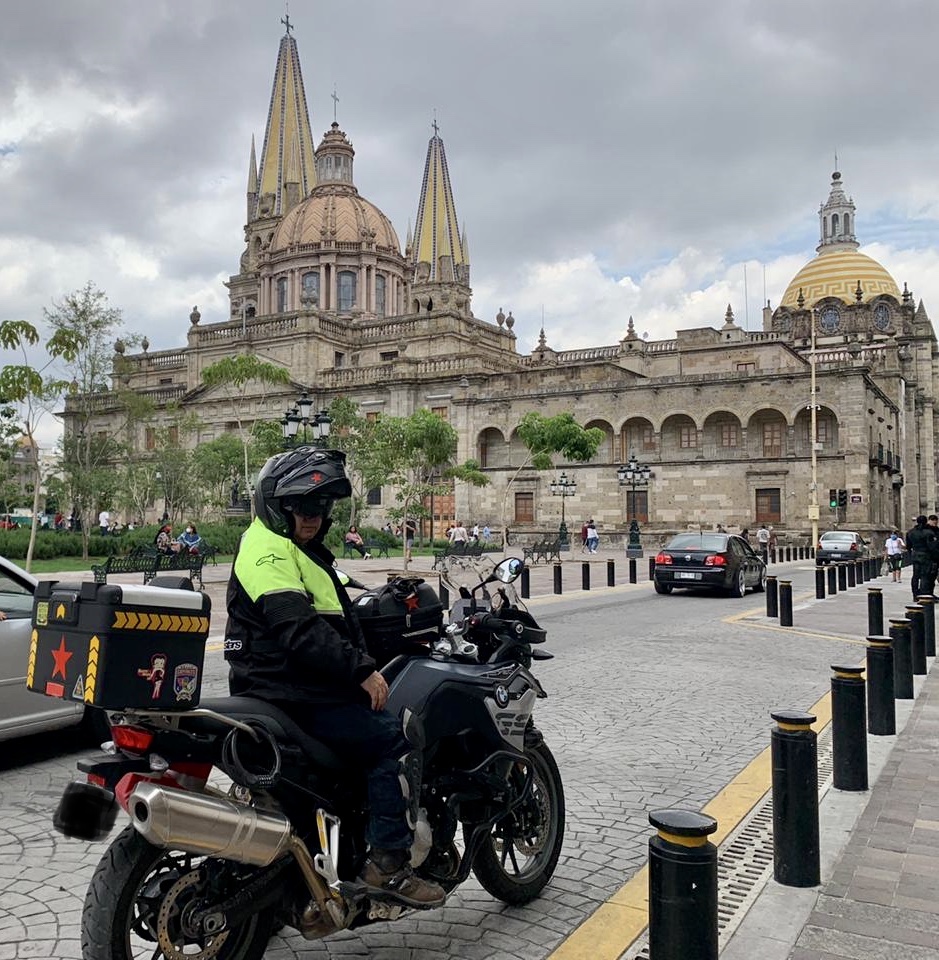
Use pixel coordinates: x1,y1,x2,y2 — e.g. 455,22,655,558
69,31,939,541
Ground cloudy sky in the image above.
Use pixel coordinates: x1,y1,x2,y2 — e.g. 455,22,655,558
4,0,939,444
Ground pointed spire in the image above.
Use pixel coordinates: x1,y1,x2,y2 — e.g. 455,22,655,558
537,327,547,349
412,123,467,282
247,135,258,194
624,315,637,340
254,29,317,219
285,134,300,185
916,298,928,321
461,223,470,264
817,168,858,253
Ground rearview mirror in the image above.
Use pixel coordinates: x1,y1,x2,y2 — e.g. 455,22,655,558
494,557,524,583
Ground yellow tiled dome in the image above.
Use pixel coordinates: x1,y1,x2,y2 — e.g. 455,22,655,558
780,248,900,308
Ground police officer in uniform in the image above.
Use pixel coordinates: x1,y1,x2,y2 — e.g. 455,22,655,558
224,447,444,908
905,515,937,601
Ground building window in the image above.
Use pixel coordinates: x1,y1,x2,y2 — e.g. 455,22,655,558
762,422,784,458
159,377,173,385
334,352,345,368
366,411,380,423
301,271,320,305
145,428,156,451
168,426,179,446
376,275,386,316
338,271,357,311
720,423,738,447
276,277,288,313
380,351,399,362
515,492,534,524
679,424,696,448
366,486,382,506
815,418,829,445
627,490,649,523
736,362,755,373
755,488,781,524
431,406,448,421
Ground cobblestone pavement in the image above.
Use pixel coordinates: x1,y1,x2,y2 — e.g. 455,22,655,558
0,557,851,959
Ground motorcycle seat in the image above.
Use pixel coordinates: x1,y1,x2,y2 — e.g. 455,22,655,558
186,696,346,772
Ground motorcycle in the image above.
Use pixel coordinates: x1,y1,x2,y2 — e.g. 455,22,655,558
57,556,564,960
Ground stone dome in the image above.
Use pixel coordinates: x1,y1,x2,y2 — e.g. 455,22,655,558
780,248,901,308
271,184,401,254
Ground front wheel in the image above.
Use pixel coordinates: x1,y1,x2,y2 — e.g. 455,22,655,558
82,825,276,960
465,742,565,905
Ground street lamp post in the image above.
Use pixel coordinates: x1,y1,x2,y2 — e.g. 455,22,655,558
281,391,332,449
616,452,652,557
549,472,577,548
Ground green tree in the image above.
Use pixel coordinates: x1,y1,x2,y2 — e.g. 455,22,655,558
369,408,488,572
200,354,291,500
327,396,385,526
500,412,605,546
0,317,84,568
45,284,137,559
192,433,246,512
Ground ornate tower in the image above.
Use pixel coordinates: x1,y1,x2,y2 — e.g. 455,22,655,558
817,169,858,253
227,23,318,321
409,126,472,317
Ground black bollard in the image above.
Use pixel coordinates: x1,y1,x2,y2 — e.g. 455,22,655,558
827,564,837,595
905,604,927,676
438,578,449,608
607,558,615,587
779,580,793,627
770,548,777,564
916,595,936,657
629,558,637,584
889,617,914,699
582,562,591,591
856,558,865,584
553,562,562,596
786,546,792,562
830,665,868,791
520,566,530,600
648,557,656,580
766,576,778,618
771,710,820,887
866,635,896,736
838,563,848,592
799,546,805,560
648,809,718,960
815,567,826,599
847,561,856,588
867,588,883,637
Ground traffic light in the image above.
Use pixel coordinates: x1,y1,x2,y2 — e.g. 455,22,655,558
838,488,848,508
829,489,838,509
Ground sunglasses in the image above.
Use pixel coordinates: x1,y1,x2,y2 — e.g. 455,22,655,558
282,496,333,519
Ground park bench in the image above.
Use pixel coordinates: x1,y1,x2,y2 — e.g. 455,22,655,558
431,540,484,571
91,547,205,588
341,538,390,560
522,538,562,564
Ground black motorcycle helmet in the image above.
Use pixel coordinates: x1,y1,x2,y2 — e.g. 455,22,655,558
254,447,352,540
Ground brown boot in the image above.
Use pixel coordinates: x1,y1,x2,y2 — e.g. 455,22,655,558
358,849,446,909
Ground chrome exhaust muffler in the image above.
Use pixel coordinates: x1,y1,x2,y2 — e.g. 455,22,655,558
129,781,292,867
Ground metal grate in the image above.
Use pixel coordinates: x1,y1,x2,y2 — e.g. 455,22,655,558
621,727,834,960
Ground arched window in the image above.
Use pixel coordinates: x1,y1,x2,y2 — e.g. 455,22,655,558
831,213,840,236
843,213,850,235
301,271,320,305
276,277,288,313
375,275,386,316
338,271,357,311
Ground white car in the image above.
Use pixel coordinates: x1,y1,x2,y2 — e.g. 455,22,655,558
0,555,108,742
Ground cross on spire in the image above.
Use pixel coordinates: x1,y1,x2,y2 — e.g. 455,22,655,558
332,85,339,122
432,110,439,138
281,7,293,34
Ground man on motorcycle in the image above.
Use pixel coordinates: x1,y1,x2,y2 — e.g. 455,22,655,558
224,446,445,908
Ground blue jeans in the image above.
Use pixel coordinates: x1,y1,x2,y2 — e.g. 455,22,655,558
277,701,410,851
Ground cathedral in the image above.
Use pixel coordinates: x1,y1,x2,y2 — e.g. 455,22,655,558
77,25,939,543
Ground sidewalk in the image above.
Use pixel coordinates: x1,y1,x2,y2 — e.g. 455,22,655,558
721,580,939,959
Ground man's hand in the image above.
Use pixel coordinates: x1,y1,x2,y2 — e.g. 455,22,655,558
360,671,388,711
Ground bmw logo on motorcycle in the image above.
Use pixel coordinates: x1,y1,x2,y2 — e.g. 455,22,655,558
494,684,510,708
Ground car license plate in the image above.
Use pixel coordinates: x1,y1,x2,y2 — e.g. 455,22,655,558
830,553,843,559
676,572,700,580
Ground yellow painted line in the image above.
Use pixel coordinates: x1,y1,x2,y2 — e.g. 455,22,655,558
547,689,833,960
730,620,868,646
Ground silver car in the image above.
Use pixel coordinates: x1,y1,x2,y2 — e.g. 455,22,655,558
0,555,107,742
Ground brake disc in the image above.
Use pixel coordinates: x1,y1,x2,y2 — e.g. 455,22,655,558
156,869,231,960
513,772,551,857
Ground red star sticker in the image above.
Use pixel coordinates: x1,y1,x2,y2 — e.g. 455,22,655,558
404,592,419,612
51,636,73,680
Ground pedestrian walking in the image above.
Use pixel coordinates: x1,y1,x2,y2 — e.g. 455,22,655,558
585,519,599,554
884,531,905,582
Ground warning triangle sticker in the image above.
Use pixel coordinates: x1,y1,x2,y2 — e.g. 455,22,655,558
72,675,85,700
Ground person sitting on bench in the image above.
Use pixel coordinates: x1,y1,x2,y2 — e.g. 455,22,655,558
155,524,181,555
345,525,371,559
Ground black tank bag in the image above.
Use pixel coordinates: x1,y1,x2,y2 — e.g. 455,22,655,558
352,577,443,668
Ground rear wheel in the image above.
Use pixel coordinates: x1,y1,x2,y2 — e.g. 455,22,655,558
654,581,672,595
466,742,564,905
82,826,276,960
729,569,746,598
